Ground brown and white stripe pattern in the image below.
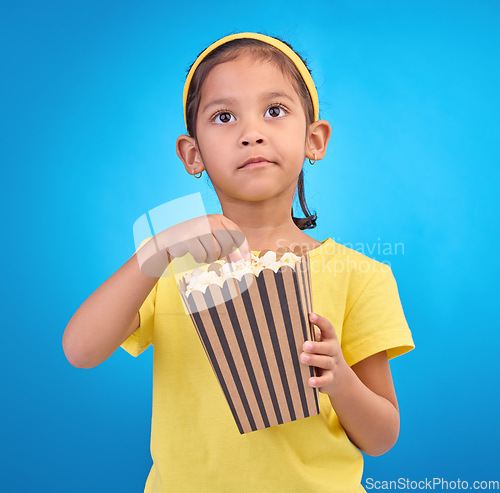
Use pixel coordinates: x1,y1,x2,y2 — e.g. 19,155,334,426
178,254,319,434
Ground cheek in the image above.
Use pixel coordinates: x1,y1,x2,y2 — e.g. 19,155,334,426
198,129,234,162
194,132,214,161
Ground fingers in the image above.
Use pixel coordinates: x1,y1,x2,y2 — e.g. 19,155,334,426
314,326,322,342
213,228,241,262
230,236,251,262
198,232,221,263
170,238,207,264
162,214,251,264
199,227,249,264
307,374,330,390
219,215,251,261
309,312,339,342
223,229,251,262
300,352,334,370
238,236,252,261
302,340,333,357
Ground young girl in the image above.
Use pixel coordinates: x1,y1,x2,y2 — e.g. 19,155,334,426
63,32,414,492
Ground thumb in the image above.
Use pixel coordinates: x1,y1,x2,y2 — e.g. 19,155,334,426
314,326,322,342
309,312,339,342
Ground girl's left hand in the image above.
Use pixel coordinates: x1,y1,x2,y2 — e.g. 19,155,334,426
299,312,349,396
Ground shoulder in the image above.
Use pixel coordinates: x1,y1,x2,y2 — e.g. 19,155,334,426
311,238,397,309
312,238,391,279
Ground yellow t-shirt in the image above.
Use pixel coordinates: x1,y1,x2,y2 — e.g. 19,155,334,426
121,238,414,493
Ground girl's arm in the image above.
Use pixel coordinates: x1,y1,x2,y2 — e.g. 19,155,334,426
63,249,164,369
300,313,400,456
330,351,400,456
63,214,250,369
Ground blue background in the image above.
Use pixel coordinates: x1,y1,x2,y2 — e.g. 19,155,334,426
1,0,498,491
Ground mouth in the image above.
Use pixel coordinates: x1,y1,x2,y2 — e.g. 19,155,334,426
239,157,275,170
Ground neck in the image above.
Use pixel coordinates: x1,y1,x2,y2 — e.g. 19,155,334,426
219,198,306,252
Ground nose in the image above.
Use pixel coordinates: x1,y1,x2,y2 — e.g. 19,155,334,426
241,136,264,146
239,117,265,146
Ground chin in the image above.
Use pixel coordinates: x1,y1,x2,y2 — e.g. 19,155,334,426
236,185,285,202
214,179,294,203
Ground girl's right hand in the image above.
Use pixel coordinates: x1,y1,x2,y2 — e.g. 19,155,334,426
136,214,250,277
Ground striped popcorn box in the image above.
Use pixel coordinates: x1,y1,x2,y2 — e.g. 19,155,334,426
177,251,320,434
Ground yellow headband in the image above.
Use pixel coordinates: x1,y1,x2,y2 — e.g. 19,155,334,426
183,32,320,132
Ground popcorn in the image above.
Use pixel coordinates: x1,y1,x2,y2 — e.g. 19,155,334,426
183,250,302,296
185,270,225,295
177,247,319,434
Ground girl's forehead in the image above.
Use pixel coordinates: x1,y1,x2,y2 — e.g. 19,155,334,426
200,54,297,97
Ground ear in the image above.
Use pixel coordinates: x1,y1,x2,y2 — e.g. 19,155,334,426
176,134,205,175
305,120,332,161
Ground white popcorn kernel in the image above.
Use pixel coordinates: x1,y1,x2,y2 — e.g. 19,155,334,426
279,252,301,267
183,249,304,295
259,251,277,267
268,262,282,273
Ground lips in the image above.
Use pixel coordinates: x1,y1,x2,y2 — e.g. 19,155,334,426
239,157,274,169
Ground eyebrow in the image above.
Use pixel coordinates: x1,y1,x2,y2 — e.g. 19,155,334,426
200,91,296,114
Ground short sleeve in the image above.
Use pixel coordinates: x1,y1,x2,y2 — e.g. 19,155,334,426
120,237,158,357
341,264,414,367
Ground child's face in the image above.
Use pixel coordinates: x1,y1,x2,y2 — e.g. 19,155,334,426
194,53,311,204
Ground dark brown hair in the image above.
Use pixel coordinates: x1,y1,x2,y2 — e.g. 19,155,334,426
185,36,317,230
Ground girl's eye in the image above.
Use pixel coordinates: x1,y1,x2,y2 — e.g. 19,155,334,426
213,112,235,124
265,105,287,118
